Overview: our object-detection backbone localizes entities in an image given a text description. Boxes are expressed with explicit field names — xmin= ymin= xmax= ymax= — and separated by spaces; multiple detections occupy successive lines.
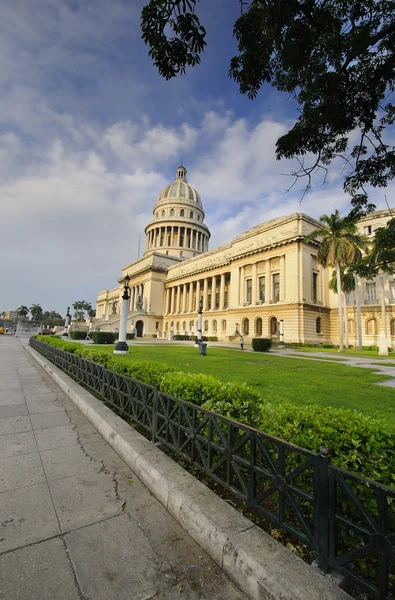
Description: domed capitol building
xmin=95 ymin=165 xmax=395 ymax=347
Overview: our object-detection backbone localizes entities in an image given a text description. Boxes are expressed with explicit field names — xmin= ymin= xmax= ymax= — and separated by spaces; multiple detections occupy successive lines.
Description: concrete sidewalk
xmin=0 ymin=336 xmax=246 ymax=600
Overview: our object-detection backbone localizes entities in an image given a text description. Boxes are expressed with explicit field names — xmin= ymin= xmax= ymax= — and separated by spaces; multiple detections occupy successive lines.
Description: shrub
xmin=207 ymin=336 xmax=218 ymax=342
xmin=126 ymin=333 xmax=136 ymax=340
xmin=107 ymin=358 xmax=175 ymax=387
xmin=78 ymin=348 xmax=111 ymax=366
xmin=173 ymin=334 xmax=192 ymax=340
xmin=91 ymin=332 xmax=117 ymax=344
xmin=152 ymin=334 xmax=157 ymax=338
xmin=70 ymin=331 xmax=88 ymax=340
xmin=259 ymin=403 xmax=395 ymax=486
xmin=160 ymin=372 xmax=261 ymax=424
xmin=252 ymin=338 xmax=272 ymax=352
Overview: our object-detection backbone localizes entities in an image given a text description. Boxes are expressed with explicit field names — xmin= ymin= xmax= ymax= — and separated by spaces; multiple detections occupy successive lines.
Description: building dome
xmin=156 ymin=165 xmax=202 ymax=206
xmin=144 ymin=165 xmax=210 ymax=260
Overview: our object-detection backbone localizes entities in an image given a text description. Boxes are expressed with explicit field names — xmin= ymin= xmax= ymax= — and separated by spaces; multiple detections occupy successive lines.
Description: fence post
xmin=316 ymin=444 xmax=330 ymax=571
xmin=151 ymin=386 xmax=159 ymax=443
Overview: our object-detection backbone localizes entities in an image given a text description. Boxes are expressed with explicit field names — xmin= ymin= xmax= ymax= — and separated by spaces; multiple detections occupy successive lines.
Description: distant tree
xmin=42 ymin=311 xmax=63 ymax=328
xmin=30 ymin=304 xmax=43 ymax=322
xmin=17 ymin=305 xmax=30 ymax=318
xmin=72 ymin=300 xmax=95 ymax=322
xmin=306 ymin=211 xmax=368 ymax=351
xmin=141 ymin=0 xmax=395 ymax=216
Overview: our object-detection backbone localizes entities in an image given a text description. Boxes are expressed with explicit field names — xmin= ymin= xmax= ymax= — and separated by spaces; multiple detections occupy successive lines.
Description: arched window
xmin=190 ymin=211 xmax=194 ymax=218
xmin=366 ymin=318 xmax=377 ymax=335
xmin=189 ymin=320 xmax=194 ymax=330
xmin=390 ymin=319 xmax=395 ymax=336
xmin=171 ymin=321 xmax=174 ymax=329
xmin=156 ymin=212 xmax=158 ymax=218
xmin=348 ymin=319 xmax=356 ymax=335
xmin=212 ymin=320 xmax=217 ymax=332
xmin=316 ymin=317 xmax=322 ymax=334
xmin=161 ymin=210 xmax=165 ymax=217
xmin=270 ymin=317 xmax=278 ymax=335
xmin=255 ymin=318 xmax=262 ymax=336
xmin=221 ymin=319 xmax=227 ymax=332
xmin=165 ymin=323 xmax=168 ymax=332
xmin=180 ymin=209 xmax=184 ymax=217
xmin=176 ymin=321 xmax=180 ymax=331
xmin=182 ymin=321 xmax=186 ymax=330
xmin=243 ymin=318 xmax=249 ymax=335
xmin=180 ymin=251 xmax=183 ymax=257
xmin=166 ymin=250 xmax=169 ymax=255
xmin=204 ymin=320 xmax=208 ymax=332
xmin=170 ymin=208 xmax=175 ymax=216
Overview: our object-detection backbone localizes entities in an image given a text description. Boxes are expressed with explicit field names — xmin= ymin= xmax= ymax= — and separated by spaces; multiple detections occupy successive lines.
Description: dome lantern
xmin=176 ymin=165 xmax=187 ymax=181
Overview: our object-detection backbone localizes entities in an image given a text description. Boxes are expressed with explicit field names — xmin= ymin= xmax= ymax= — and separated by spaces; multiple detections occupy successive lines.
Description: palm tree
xmin=329 ymin=268 xmax=356 ymax=349
xmin=30 ymin=304 xmax=43 ymax=321
xmin=306 ymin=211 xmax=368 ymax=351
xmin=17 ymin=305 xmax=30 ymax=318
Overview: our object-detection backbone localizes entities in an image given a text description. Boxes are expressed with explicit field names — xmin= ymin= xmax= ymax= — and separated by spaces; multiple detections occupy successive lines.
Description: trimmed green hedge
xmin=91 ymin=332 xmax=117 ymax=344
xmin=33 ymin=335 xmax=395 ymax=486
xmin=252 ymin=338 xmax=272 ymax=352
xmin=70 ymin=331 xmax=88 ymax=340
xmin=126 ymin=333 xmax=136 ymax=340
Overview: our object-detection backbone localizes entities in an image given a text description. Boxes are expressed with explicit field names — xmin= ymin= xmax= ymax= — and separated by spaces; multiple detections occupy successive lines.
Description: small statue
xmin=136 ymin=294 xmax=143 ymax=310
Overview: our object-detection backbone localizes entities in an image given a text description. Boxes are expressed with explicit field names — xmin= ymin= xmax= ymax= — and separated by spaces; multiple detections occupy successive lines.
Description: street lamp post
xmin=197 ymin=300 xmax=203 ymax=343
xmin=114 ymin=275 xmax=130 ymax=354
xmin=63 ymin=307 xmax=71 ymax=337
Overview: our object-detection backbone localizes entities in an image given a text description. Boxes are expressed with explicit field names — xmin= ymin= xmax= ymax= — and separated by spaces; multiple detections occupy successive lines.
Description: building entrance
xmin=136 ymin=320 xmax=144 ymax=337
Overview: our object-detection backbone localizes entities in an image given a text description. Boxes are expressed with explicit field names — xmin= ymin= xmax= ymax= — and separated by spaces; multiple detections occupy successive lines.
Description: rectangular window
xmin=346 ymin=291 xmax=355 ymax=305
xmin=364 ymin=225 xmax=372 ymax=234
xmin=155 ymin=322 xmax=159 ymax=330
xmin=366 ymin=282 xmax=376 ymax=303
xmin=273 ymin=273 xmax=280 ymax=302
xmin=246 ymin=279 xmax=252 ymax=305
xmin=215 ymin=292 xmax=219 ymax=308
xmin=312 ymin=273 xmax=318 ymax=302
xmin=259 ymin=276 xmax=265 ymax=302
xmin=224 ymin=290 xmax=228 ymax=308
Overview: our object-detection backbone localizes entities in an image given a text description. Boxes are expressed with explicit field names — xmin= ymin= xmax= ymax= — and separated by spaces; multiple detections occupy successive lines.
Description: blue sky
xmin=1 ymin=0 xmax=393 ymax=316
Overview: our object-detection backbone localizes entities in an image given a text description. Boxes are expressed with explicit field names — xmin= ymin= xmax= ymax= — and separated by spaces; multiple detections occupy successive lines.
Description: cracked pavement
xmin=0 ymin=337 xmax=247 ymax=600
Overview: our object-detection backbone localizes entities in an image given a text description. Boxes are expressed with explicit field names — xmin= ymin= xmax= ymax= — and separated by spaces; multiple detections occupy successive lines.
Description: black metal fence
xmin=30 ymin=338 xmax=395 ymax=600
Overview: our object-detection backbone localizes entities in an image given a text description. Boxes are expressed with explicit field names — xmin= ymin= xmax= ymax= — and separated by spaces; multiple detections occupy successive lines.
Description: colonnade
xmin=129 ymin=284 xmax=144 ymax=312
xmin=165 ymin=273 xmax=230 ymax=315
xmin=146 ymin=225 xmax=208 ymax=253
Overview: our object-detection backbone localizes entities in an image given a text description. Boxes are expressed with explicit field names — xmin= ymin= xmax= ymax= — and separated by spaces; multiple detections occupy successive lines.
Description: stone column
xmin=265 ymin=261 xmax=271 ymax=303
xmin=176 ymin=285 xmax=181 ymax=313
xmin=165 ymin=289 xmax=170 ymax=315
xmin=252 ymin=263 xmax=257 ymax=305
xmin=203 ymin=278 xmax=208 ymax=311
xmin=280 ymin=255 xmax=285 ymax=301
xmin=170 ymin=287 xmax=175 ymax=314
xmin=220 ymin=273 xmax=225 ymax=309
xmin=182 ymin=284 xmax=187 ymax=313
xmin=189 ymin=282 xmax=194 ymax=313
xmin=196 ymin=280 xmax=201 ymax=312
xmin=171 ymin=226 xmax=174 ymax=247
xmin=211 ymin=276 xmax=216 ymax=310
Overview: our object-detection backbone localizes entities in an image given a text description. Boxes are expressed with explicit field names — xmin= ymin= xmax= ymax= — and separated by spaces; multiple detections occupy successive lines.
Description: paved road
xmin=0 ymin=337 xmax=246 ymax=600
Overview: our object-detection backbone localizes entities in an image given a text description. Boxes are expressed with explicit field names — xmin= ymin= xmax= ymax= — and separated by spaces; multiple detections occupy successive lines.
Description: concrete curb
xmin=25 ymin=344 xmax=352 ymax=600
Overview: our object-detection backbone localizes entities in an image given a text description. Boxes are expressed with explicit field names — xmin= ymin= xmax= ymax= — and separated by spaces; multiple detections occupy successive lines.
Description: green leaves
xmin=141 ymin=0 xmax=206 ymax=80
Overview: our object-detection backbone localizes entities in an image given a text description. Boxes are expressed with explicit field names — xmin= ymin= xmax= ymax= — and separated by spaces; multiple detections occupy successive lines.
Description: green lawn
xmin=91 ymin=344 xmax=395 ymax=430
xmin=283 ymin=346 xmax=395 ymax=360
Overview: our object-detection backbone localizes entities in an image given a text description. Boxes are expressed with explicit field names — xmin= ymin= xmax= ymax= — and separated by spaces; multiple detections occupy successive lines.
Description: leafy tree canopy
xmin=141 ymin=0 xmax=395 ymax=214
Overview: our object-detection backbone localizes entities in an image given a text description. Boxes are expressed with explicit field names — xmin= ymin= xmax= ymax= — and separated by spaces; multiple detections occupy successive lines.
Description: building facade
xmin=95 ymin=166 xmax=395 ymax=347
